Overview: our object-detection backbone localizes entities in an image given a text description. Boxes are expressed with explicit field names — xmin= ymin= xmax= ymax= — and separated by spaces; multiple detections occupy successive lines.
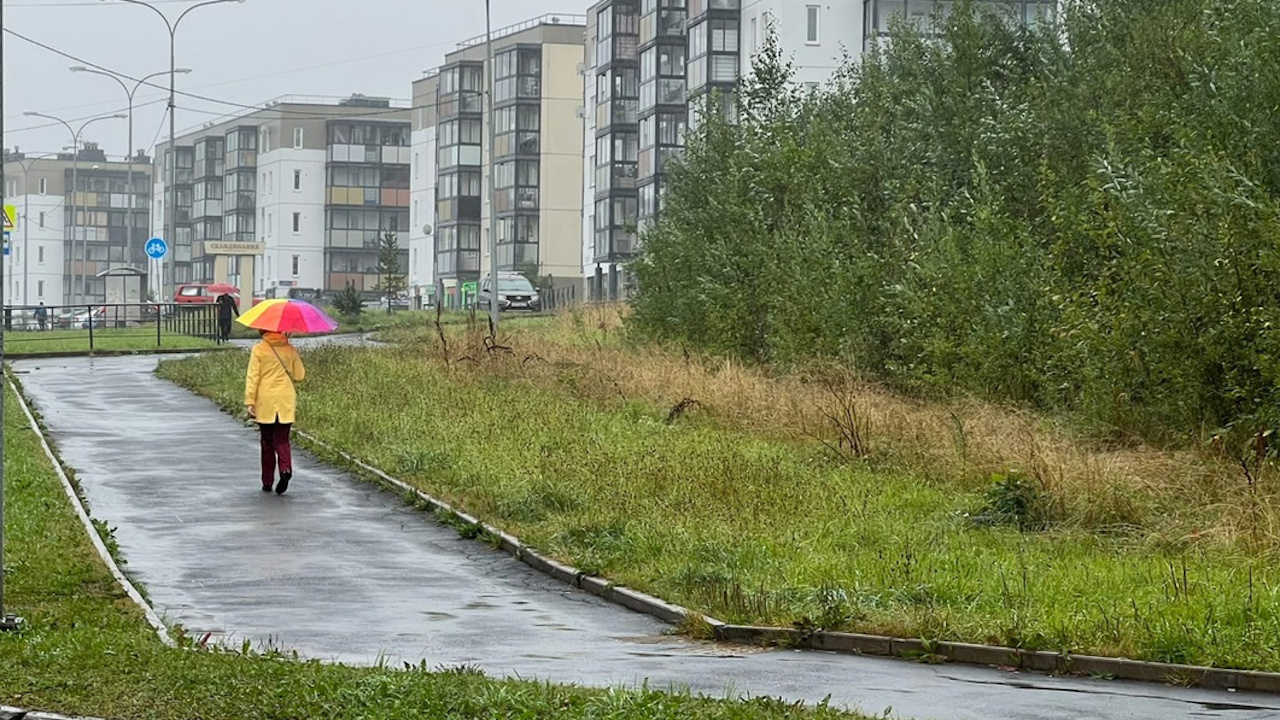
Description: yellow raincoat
xmin=244 ymin=332 xmax=306 ymax=424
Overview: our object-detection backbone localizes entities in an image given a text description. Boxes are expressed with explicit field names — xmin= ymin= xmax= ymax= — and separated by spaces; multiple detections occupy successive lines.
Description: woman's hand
xmin=247 ymin=405 xmax=256 ymax=418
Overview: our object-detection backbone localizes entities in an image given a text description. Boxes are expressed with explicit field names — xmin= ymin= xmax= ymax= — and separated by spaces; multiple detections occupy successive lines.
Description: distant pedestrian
xmin=216 ymin=293 xmax=239 ymax=343
xmin=245 ymin=330 xmax=306 ymax=494
xmin=34 ymin=302 xmax=47 ymax=331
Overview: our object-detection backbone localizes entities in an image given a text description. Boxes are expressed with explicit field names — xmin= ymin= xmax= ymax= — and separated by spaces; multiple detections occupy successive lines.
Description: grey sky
xmin=4 ymin=0 xmax=584 ymax=158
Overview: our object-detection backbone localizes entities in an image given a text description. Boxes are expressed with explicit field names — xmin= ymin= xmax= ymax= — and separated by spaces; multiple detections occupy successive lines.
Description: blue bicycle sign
xmin=146 ymin=237 xmax=168 ymax=260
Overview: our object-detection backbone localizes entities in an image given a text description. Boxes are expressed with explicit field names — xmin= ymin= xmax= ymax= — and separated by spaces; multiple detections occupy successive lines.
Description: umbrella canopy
xmin=208 ymin=283 xmax=240 ymax=296
xmin=236 ymin=299 xmax=339 ymax=335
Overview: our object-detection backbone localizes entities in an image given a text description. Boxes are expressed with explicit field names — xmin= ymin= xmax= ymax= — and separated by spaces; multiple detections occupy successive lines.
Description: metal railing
xmin=456 ymin=14 xmax=587 ymax=49
xmin=3 ymin=302 xmax=230 ymax=354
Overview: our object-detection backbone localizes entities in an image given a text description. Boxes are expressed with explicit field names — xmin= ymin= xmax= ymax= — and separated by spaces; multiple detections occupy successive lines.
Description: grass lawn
xmin=5 ymin=328 xmax=220 ymax=356
xmin=159 ymin=328 xmax=1280 ymax=674
xmin=0 ymin=382 xmax=863 ymax=720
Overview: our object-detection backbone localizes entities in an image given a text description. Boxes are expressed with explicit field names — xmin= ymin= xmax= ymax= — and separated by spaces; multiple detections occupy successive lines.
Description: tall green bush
xmin=631 ymin=0 xmax=1280 ymax=442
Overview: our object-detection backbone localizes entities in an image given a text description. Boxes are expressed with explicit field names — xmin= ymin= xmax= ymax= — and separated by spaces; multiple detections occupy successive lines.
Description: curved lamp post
xmin=70 ymin=66 xmax=191 ymax=274
xmin=23 ymin=111 xmax=126 ymax=304
xmin=106 ymin=0 xmax=245 ymax=301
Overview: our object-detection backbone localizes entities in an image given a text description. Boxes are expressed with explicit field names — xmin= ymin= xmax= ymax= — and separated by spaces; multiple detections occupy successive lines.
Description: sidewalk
xmin=13 ymin=355 xmax=1280 ymax=720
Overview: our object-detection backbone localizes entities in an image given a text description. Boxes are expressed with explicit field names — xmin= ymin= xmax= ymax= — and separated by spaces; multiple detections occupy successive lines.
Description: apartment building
xmin=153 ymin=95 xmax=412 ymax=304
xmin=410 ymin=14 xmax=587 ymax=310
xmin=582 ymin=0 xmax=1058 ymax=301
xmin=4 ymin=145 xmax=152 ymax=306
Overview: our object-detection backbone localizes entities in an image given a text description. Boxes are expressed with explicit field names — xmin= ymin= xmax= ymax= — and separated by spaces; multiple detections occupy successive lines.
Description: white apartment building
xmin=408 ymin=76 xmax=439 ymax=307
xmin=7 ymin=146 xmax=152 ymax=308
xmin=154 ymin=95 xmax=412 ymax=306
xmin=582 ymin=0 xmax=1057 ymax=301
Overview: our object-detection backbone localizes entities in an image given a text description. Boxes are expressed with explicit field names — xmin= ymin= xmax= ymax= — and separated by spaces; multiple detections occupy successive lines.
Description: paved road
xmin=14 ymin=355 xmax=1280 ymax=720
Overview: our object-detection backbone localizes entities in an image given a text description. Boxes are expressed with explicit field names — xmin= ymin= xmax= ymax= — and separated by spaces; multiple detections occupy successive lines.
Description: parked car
xmin=175 ymin=283 xmax=239 ymax=306
xmin=364 ymin=293 xmax=411 ymax=311
xmin=54 ymin=306 xmax=106 ymax=329
xmin=477 ymin=273 xmax=542 ymax=313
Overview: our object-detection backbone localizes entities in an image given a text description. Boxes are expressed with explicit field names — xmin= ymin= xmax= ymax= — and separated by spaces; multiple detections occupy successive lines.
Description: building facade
xmin=4 ymin=146 xmax=152 ymax=307
xmin=582 ymin=0 xmax=1058 ymax=301
xmin=154 ymin=95 xmax=412 ymax=305
xmin=411 ymin=14 xmax=587 ymax=310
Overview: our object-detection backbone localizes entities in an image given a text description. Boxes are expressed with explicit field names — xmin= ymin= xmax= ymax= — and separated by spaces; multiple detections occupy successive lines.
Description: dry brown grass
xmin=401 ymin=304 xmax=1280 ymax=549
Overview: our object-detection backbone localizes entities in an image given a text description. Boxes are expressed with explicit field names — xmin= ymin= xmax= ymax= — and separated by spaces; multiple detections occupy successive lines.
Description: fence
xmin=4 ymin=303 xmax=228 ymax=354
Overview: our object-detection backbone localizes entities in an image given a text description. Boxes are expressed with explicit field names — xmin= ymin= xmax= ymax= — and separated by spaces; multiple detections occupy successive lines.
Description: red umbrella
xmin=208 ymin=283 xmax=240 ymax=296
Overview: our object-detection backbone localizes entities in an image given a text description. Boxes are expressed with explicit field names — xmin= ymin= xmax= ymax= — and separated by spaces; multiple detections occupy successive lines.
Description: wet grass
xmin=5 ymin=328 xmax=219 ymax=356
xmin=0 ymin=382 xmax=867 ymax=720
xmin=160 ymin=340 xmax=1280 ymax=673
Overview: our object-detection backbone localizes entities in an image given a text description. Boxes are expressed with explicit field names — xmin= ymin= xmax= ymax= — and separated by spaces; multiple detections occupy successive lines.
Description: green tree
xmin=375 ymin=231 xmax=408 ymax=315
xmin=631 ymin=0 xmax=1280 ymax=442
xmin=333 ymin=281 xmax=363 ymax=319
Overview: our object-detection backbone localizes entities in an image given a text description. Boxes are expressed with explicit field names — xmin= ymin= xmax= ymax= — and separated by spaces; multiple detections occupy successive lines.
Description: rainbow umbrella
xmin=236 ymin=299 xmax=339 ymax=335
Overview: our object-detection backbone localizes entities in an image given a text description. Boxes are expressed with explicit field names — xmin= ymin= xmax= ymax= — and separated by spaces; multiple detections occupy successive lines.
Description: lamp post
xmin=485 ymin=0 xmax=500 ymax=336
xmin=12 ymin=152 xmax=62 ymax=307
xmin=70 ymin=66 xmax=191 ymax=276
xmin=108 ymin=0 xmax=244 ymax=303
xmin=23 ymin=112 xmax=125 ymax=305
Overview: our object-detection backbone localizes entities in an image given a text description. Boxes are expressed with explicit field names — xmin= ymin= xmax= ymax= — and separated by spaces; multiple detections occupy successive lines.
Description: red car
xmin=175 ymin=283 xmax=240 ymax=305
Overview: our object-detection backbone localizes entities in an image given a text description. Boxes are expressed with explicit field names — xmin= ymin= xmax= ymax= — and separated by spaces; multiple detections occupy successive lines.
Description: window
xmin=292 ymin=254 xmax=300 ymax=276
xmin=268 ymin=213 xmax=273 ymax=236
xmin=751 ymin=16 xmax=758 ymax=54
xmin=37 ymin=280 xmax=44 ymax=297
xmin=5 ymin=180 xmax=15 ymax=197
xmin=293 ymin=127 xmax=304 ymax=149
xmin=38 ymin=212 xmax=45 ymax=229
xmin=414 ymin=153 xmax=420 ymax=179
xmin=38 ymin=246 xmax=44 ymax=264
xmin=38 ymin=178 xmax=47 ymax=195
xmin=268 ymin=172 xmax=274 ymax=194
xmin=292 ymin=212 xmax=301 ymax=233
xmin=293 ymin=169 xmax=302 ymax=191
xmin=807 ymin=5 xmax=820 ymax=44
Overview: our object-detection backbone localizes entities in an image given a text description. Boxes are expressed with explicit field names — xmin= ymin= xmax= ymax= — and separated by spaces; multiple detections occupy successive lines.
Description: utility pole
xmin=1 ymin=0 xmax=21 ymax=633
xmin=485 ymin=0 xmax=500 ymax=336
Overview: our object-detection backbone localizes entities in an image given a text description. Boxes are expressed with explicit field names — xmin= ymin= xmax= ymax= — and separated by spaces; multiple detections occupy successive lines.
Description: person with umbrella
xmin=238 ymin=299 xmax=337 ymax=494
xmin=215 ymin=293 xmax=239 ymax=343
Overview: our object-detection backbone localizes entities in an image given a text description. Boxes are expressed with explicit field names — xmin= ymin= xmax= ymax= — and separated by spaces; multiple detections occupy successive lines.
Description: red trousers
xmin=259 ymin=422 xmax=293 ymax=486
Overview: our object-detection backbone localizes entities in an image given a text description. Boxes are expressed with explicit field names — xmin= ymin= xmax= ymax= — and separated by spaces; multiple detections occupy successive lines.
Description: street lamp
xmin=107 ymin=0 xmax=245 ymax=302
xmin=23 ymin=111 xmax=126 ymax=304
xmin=70 ymin=66 xmax=192 ymax=275
xmin=485 ymin=0 xmax=499 ymax=336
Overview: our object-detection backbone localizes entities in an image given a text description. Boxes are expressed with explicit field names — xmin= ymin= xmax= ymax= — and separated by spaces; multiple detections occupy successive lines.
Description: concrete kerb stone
xmin=294 ymin=431 xmax=713 ymax=633
xmin=286 ymin=431 xmax=1280 ymax=695
xmin=9 ymin=346 xmax=237 ymax=361
xmin=6 ymin=376 xmax=175 ymax=646
xmin=2 ymin=706 xmax=111 ymax=720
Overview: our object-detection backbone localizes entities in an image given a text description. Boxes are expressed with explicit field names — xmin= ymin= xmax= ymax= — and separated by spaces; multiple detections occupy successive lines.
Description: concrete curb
xmin=298 ymin=431 xmax=1280 ymax=694
xmin=9 ymin=346 xmax=235 ymax=361
xmin=297 ymin=431 xmax=703 ymax=631
xmin=7 ymin=376 xmax=175 ymax=647
xmin=1 ymin=706 xmax=111 ymax=720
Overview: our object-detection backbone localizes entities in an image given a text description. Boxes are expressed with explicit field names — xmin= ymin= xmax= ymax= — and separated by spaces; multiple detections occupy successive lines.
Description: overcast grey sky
xmin=4 ymin=0 xmax=583 ymax=158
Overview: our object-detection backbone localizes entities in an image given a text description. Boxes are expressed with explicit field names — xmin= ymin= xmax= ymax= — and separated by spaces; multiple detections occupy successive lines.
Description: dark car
xmin=477 ymin=273 xmax=541 ymax=312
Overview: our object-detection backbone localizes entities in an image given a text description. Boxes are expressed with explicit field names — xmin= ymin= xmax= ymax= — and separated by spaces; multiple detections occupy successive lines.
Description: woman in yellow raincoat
xmin=245 ymin=331 xmax=306 ymax=494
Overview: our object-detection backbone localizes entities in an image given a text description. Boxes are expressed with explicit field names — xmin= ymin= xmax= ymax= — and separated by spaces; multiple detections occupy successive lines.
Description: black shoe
xmin=262 ymin=483 xmax=274 ymax=492
xmin=276 ymin=472 xmax=291 ymax=495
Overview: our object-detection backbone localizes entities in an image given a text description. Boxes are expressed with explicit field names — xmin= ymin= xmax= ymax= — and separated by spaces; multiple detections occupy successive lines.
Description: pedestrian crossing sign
xmin=3 ymin=205 xmax=15 ymax=231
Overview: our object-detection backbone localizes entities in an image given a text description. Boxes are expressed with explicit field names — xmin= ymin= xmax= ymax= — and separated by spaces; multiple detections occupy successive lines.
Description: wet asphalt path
xmin=14 ymin=355 xmax=1280 ymax=720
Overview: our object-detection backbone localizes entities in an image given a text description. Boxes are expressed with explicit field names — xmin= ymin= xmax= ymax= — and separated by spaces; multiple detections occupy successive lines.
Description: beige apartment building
xmin=410 ymin=14 xmax=586 ymax=309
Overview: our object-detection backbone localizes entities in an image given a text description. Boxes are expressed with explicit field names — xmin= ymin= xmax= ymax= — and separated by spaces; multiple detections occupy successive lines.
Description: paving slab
xmin=13 ymin=355 xmax=1280 ymax=720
